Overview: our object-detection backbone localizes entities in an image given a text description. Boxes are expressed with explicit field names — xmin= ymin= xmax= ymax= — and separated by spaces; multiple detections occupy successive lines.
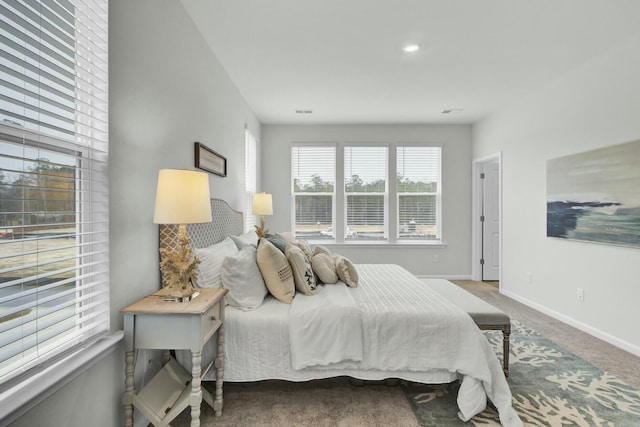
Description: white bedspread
xmin=219 ymin=264 xmax=521 ymax=426
xmin=289 ymin=283 xmax=363 ymax=369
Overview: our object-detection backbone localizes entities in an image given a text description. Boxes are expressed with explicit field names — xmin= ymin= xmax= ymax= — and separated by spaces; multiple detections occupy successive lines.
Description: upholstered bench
xmin=427 ymin=280 xmax=511 ymax=376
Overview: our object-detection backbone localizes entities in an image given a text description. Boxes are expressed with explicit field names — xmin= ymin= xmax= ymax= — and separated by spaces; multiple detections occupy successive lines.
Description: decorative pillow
xmin=295 ymin=239 xmax=314 ymax=261
xmin=256 ymin=238 xmax=295 ymax=303
xmin=231 ymin=230 xmax=258 ymax=250
xmin=193 ymin=237 xmax=238 ymax=288
xmin=265 ymin=234 xmax=287 ymax=253
xmin=276 ymin=231 xmax=297 ymax=244
xmin=221 ymin=246 xmax=267 ymax=310
xmin=311 ymin=253 xmax=338 ymax=284
xmin=313 ymin=244 xmax=332 ymax=258
xmin=334 ymin=254 xmax=359 ymax=287
xmin=285 ymin=243 xmax=317 ymax=295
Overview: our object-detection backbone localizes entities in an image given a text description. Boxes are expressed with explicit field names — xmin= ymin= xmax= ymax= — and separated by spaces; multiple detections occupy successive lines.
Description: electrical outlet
xmin=577 ymin=288 xmax=584 ymax=302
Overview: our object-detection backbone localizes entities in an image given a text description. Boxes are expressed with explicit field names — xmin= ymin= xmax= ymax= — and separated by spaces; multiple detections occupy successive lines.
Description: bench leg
xmin=502 ymin=326 xmax=510 ymax=377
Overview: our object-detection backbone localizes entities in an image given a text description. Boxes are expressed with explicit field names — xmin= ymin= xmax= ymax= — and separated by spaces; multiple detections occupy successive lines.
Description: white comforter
xmin=222 ymin=264 xmax=521 ymax=426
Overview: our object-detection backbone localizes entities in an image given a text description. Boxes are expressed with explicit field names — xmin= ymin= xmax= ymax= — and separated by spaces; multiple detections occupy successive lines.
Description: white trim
xmin=0 ymin=332 xmax=123 ymax=425
xmin=471 ymin=152 xmax=502 ymax=283
xmin=416 ymin=275 xmax=473 ymax=280
xmin=501 ymin=289 xmax=640 ymax=357
xmin=315 ymin=242 xmax=448 ymax=249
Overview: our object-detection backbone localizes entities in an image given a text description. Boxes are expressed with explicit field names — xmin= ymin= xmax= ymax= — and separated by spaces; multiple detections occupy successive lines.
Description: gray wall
xmin=262 ymin=124 xmax=473 ymax=277
xmin=11 ymin=1 xmax=260 ymax=425
xmin=473 ymin=34 xmax=640 ymax=353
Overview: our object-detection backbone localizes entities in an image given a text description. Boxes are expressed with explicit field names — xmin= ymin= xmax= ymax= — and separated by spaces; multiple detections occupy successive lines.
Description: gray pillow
xmin=265 ymin=234 xmax=287 ymax=253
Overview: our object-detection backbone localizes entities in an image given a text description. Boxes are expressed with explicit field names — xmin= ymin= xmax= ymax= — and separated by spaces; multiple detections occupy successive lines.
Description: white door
xmin=481 ymin=160 xmax=500 ymax=281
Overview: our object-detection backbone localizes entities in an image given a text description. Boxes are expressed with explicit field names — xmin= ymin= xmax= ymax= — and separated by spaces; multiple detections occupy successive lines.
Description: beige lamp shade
xmin=252 ymin=193 xmax=273 ymax=216
xmin=153 ymin=169 xmax=212 ymax=224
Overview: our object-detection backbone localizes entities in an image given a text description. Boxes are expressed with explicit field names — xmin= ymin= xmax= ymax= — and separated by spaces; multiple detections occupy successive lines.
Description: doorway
xmin=472 ymin=153 xmax=501 ymax=283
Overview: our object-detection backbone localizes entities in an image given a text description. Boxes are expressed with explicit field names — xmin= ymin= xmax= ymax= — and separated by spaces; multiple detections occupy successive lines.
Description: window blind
xmin=396 ymin=146 xmax=441 ymax=240
xmin=244 ymin=128 xmax=257 ymax=232
xmin=344 ymin=146 xmax=387 ymax=241
xmin=291 ymin=145 xmax=335 ymax=240
xmin=0 ymin=0 xmax=109 ymax=385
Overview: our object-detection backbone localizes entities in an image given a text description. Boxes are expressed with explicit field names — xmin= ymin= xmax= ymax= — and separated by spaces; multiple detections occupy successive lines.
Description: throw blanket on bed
xmin=289 ymin=264 xmax=521 ymax=427
xmin=289 ymin=282 xmax=363 ymax=369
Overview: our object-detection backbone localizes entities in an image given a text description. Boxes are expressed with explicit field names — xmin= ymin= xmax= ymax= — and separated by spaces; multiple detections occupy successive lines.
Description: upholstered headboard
xmin=159 ymin=198 xmax=244 ymax=254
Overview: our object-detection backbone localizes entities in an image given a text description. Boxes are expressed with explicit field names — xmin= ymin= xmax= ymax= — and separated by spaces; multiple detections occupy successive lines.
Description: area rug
xmin=402 ymin=321 xmax=640 ymax=426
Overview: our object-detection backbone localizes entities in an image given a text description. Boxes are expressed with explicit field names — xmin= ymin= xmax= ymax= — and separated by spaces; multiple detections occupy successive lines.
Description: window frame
xmin=291 ymin=142 xmax=444 ymax=246
xmin=290 ymin=143 xmax=336 ymax=241
xmin=0 ymin=1 xmax=118 ymax=421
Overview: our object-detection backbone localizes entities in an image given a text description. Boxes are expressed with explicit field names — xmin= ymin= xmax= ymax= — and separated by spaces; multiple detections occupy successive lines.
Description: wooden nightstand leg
xmin=190 ymin=350 xmax=203 ymax=427
xmin=123 ymin=350 xmax=135 ymax=427
xmin=214 ymin=324 xmax=225 ymax=417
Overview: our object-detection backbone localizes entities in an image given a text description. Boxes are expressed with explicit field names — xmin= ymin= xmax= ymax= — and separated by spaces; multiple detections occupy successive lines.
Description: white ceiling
xmin=181 ymin=0 xmax=640 ymax=125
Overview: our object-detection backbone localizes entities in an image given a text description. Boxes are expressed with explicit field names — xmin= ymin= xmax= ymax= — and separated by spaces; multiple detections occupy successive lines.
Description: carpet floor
xmin=171 ymin=281 xmax=640 ymax=426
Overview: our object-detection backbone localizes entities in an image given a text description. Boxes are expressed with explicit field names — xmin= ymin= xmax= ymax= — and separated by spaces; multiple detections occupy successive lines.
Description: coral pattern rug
xmin=402 ymin=322 xmax=640 ymax=426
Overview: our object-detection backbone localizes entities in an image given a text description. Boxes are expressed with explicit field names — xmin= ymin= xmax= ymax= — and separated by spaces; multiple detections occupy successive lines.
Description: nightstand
xmin=121 ymin=287 xmax=227 ymax=427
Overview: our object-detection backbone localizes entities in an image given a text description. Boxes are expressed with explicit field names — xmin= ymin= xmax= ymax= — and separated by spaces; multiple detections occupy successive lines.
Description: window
xmin=344 ymin=146 xmax=387 ymax=241
xmin=291 ymin=143 xmax=442 ymax=244
xmin=0 ymin=0 xmax=109 ymax=386
xmin=244 ymin=127 xmax=257 ymax=232
xmin=291 ymin=145 xmax=335 ymax=240
xmin=396 ymin=146 xmax=441 ymax=241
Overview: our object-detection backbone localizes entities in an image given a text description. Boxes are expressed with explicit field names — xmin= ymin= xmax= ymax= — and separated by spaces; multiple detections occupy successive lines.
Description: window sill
xmin=308 ymin=240 xmax=448 ymax=249
xmin=0 ymin=331 xmax=124 ymax=425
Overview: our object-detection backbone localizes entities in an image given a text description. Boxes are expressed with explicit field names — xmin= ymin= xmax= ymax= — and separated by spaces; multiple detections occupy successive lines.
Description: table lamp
xmin=252 ymin=192 xmax=273 ymax=238
xmin=153 ymin=169 xmax=212 ymax=300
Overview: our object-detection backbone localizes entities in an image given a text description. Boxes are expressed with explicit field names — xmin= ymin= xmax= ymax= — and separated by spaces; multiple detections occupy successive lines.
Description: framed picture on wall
xmin=195 ymin=142 xmax=227 ymax=177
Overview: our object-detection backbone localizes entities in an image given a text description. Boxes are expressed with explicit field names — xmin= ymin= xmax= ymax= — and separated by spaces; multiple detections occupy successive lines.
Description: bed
xmin=160 ymin=199 xmax=521 ymax=426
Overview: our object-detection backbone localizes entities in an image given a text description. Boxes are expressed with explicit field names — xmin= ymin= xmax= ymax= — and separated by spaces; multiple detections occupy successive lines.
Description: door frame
xmin=471 ymin=152 xmax=502 ymax=284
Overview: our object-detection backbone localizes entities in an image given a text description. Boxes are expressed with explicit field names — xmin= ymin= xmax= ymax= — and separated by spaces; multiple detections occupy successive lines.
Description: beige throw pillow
xmin=334 ymin=254 xmax=359 ymax=287
xmin=295 ymin=239 xmax=314 ymax=261
xmin=313 ymin=244 xmax=332 ymax=258
xmin=256 ymin=238 xmax=295 ymax=303
xmin=285 ymin=243 xmax=317 ymax=295
xmin=311 ymin=253 xmax=338 ymax=284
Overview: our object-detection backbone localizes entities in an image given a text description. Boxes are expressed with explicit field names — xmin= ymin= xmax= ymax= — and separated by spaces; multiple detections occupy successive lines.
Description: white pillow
xmin=334 ymin=254 xmax=359 ymax=287
xmin=311 ymin=253 xmax=338 ymax=284
xmin=221 ymin=246 xmax=267 ymax=310
xmin=256 ymin=238 xmax=295 ymax=303
xmin=231 ymin=230 xmax=258 ymax=250
xmin=193 ymin=237 xmax=238 ymax=288
xmin=285 ymin=243 xmax=317 ymax=295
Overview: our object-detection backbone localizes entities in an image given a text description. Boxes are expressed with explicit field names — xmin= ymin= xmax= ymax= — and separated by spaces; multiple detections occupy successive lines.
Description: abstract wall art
xmin=547 ymin=139 xmax=640 ymax=248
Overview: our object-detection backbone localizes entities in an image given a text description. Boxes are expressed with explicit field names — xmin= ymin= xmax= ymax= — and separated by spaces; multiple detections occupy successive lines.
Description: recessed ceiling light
xmin=402 ymin=44 xmax=420 ymax=53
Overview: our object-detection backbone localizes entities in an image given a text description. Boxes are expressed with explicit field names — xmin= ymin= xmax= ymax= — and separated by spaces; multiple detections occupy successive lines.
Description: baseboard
xmin=416 ymin=275 xmax=472 ymax=280
xmin=501 ymin=289 xmax=640 ymax=358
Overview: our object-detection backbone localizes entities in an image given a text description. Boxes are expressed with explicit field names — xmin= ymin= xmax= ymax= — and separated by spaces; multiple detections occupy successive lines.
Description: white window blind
xmin=291 ymin=145 xmax=335 ymax=240
xmin=396 ymin=146 xmax=441 ymax=241
xmin=244 ymin=128 xmax=257 ymax=232
xmin=344 ymin=146 xmax=387 ymax=241
xmin=0 ymin=0 xmax=109 ymax=386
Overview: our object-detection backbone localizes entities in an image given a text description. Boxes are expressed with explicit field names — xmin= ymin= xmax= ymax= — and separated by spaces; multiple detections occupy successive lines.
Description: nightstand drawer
xmin=201 ymin=300 xmax=223 ymax=343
